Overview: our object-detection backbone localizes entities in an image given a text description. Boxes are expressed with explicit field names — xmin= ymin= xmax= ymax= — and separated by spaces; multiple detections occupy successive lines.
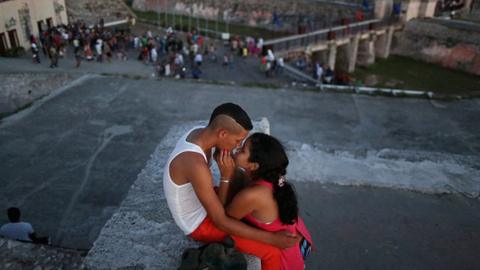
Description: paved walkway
xmin=0 ymin=57 xmax=479 ymax=269
xmin=0 ymin=40 xmax=294 ymax=86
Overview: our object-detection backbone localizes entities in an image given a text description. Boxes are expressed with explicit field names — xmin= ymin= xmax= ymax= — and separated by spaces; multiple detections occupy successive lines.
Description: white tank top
xmin=163 ymin=126 xmax=208 ymax=235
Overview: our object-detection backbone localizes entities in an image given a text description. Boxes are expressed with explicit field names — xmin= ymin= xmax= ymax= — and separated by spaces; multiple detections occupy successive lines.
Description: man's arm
xmin=186 ymin=154 xmax=299 ymax=249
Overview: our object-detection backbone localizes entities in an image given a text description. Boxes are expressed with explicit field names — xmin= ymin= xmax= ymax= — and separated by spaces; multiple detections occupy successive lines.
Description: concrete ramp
xmin=84 ymin=119 xmax=271 ymax=269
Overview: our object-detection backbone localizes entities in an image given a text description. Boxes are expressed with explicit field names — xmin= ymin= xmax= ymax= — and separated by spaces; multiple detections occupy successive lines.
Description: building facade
xmin=0 ymin=0 xmax=68 ymax=53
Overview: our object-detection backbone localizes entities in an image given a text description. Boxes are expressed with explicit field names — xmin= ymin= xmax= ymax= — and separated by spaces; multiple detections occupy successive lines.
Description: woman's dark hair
xmin=248 ymin=133 xmax=298 ymax=225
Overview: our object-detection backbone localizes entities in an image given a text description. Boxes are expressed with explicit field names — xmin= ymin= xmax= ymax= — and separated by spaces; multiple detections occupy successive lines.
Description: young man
xmin=164 ymin=103 xmax=300 ymax=270
xmin=0 ymin=207 xmax=34 ymax=242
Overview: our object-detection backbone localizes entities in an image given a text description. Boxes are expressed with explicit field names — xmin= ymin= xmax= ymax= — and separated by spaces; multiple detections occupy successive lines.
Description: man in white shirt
xmin=0 ymin=207 xmax=34 ymax=242
xmin=315 ymin=62 xmax=324 ymax=84
xmin=194 ymin=53 xmax=203 ymax=66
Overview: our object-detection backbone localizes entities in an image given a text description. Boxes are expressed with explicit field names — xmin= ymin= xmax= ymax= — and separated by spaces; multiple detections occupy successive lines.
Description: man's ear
xmin=218 ymin=128 xmax=228 ymax=139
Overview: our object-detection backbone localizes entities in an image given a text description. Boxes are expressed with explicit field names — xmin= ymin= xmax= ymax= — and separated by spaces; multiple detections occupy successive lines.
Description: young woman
xmin=219 ymin=132 xmax=313 ymax=270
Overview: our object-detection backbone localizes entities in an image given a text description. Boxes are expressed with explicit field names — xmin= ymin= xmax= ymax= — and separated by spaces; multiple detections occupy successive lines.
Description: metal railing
xmin=264 ymin=19 xmax=381 ymax=52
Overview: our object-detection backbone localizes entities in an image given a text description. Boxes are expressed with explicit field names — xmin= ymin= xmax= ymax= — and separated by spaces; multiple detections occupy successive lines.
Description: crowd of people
xmin=27 ymin=20 xmax=273 ymax=81
xmin=29 ymin=20 xmax=131 ymax=68
xmin=27 ymin=19 xmax=356 ymax=87
xmin=294 ymin=54 xmax=351 ymax=86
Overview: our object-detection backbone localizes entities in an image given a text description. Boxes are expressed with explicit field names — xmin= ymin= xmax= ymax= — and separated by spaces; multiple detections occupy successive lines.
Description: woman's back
xmin=242 ymin=180 xmax=311 ymax=270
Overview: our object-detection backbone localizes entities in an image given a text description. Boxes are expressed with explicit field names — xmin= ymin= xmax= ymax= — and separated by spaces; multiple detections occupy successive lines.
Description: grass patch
xmin=456 ymin=16 xmax=480 ymax=24
xmin=132 ymin=9 xmax=292 ymax=39
xmin=351 ymin=55 xmax=480 ymax=94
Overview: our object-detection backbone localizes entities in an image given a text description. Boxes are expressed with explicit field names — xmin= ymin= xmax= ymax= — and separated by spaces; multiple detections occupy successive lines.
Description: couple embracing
xmin=164 ymin=103 xmax=312 ymax=270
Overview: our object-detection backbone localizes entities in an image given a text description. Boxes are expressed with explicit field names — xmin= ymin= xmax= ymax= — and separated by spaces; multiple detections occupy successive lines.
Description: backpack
xmin=178 ymin=237 xmax=247 ymax=270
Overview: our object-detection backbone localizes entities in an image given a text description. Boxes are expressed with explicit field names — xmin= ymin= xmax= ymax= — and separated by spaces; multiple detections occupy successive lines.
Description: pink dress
xmin=244 ymin=180 xmax=313 ymax=270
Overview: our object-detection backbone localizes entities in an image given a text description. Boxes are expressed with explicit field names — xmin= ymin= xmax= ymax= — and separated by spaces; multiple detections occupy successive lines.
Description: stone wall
xmin=391 ymin=19 xmax=480 ymax=75
xmin=0 ymin=237 xmax=86 ymax=270
xmin=0 ymin=73 xmax=77 ymax=118
xmin=133 ymin=0 xmax=359 ymax=31
xmin=65 ymin=0 xmax=135 ymax=25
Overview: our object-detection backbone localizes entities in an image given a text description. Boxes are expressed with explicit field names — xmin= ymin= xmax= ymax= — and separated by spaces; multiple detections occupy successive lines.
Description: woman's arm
xmin=226 ymin=187 xmax=261 ymax=220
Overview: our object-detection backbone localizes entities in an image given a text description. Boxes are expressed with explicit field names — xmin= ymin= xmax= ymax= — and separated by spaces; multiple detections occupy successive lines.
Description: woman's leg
xmin=231 ymin=235 xmax=281 ymax=270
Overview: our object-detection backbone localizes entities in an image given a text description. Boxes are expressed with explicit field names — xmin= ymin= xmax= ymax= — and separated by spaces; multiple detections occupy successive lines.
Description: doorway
xmin=8 ymin=29 xmax=19 ymax=48
xmin=0 ymin=33 xmax=8 ymax=53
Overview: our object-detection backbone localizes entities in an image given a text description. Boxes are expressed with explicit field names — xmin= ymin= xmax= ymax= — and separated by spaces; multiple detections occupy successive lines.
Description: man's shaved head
xmin=208 ymin=103 xmax=253 ymax=131
xmin=208 ymin=103 xmax=252 ymax=151
xmin=209 ymin=115 xmax=245 ymax=134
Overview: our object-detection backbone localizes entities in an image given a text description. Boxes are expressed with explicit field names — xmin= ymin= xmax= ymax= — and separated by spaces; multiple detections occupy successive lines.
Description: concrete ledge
xmin=320 ymin=84 xmax=480 ymax=100
xmin=84 ymin=119 xmax=271 ymax=270
xmin=283 ymin=62 xmax=479 ymax=100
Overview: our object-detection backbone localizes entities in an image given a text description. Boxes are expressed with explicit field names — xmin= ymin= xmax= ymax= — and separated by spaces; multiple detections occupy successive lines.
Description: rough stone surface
xmin=0 ymin=237 xmax=86 ymax=270
xmin=391 ymin=19 xmax=480 ymax=75
xmin=1 ymin=73 xmax=479 ymax=269
xmin=65 ymin=0 xmax=135 ymax=25
xmin=83 ymin=119 xmax=270 ymax=270
xmin=132 ymin=0 xmax=359 ymax=31
xmin=0 ymin=73 xmax=77 ymax=117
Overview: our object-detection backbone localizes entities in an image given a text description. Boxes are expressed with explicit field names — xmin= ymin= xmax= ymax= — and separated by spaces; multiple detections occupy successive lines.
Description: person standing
xmin=49 ymin=46 xmax=58 ymax=68
xmin=315 ymin=62 xmax=323 ymax=83
xmin=73 ymin=36 xmax=82 ymax=68
xmin=31 ymin=42 xmax=40 ymax=64
xmin=95 ymin=38 xmax=103 ymax=62
xmin=194 ymin=52 xmax=203 ymax=66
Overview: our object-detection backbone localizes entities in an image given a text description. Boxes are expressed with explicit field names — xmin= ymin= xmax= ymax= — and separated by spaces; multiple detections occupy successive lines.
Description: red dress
xmin=244 ymin=180 xmax=313 ymax=270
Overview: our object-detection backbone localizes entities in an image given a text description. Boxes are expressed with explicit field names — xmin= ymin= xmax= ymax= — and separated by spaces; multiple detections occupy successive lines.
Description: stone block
xmin=84 ymin=119 xmax=270 ymax=270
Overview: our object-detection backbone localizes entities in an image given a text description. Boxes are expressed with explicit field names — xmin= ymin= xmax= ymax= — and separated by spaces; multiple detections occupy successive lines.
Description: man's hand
xmin=270 ymin=230 xmax=302 ymax=249
xmin=215 ymin=149 xmax=235 ymax=180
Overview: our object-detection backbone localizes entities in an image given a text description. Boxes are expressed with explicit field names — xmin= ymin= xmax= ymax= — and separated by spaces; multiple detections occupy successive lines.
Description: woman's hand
xmin=215 ymin=149 xmax=236 ymax=180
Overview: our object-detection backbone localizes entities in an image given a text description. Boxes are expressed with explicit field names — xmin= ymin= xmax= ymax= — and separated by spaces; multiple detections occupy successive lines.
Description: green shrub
xmin=0 ymin=46 xmax=26 ymax=57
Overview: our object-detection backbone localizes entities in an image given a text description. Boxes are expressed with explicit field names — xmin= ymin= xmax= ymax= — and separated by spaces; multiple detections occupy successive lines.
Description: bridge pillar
xmin=348 ymin=34 xmax=360 ymax=73
xmin=328 ymin=42 xmax=337 ymax=70
xmin=401 ymin=0 xmax=437 ymax=22
xmin=375 ymin=26 xmax=394 ymax=59
xmin=357 ymin=35 xmax=376 ymax=67
xmin=419 ymin=0 xmax=438 ymax=18
xmin=374 ymin=0 xmax=394 ymax=20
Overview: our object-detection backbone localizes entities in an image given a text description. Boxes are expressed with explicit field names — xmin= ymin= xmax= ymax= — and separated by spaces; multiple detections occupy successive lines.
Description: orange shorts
xmin=189 ymin=216 xmax=281 ymax=270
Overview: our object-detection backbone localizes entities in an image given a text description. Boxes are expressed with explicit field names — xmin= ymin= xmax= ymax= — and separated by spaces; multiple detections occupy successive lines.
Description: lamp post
xmin=157 ymin=0 xmax=160 ymax=28
xmin=205 ymin=14 xmax=208 ymax=38
xmin=164 ymin=0 xmax=168 ymax=27
xmin=188 ymin=6 xmax=192 ymax=32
